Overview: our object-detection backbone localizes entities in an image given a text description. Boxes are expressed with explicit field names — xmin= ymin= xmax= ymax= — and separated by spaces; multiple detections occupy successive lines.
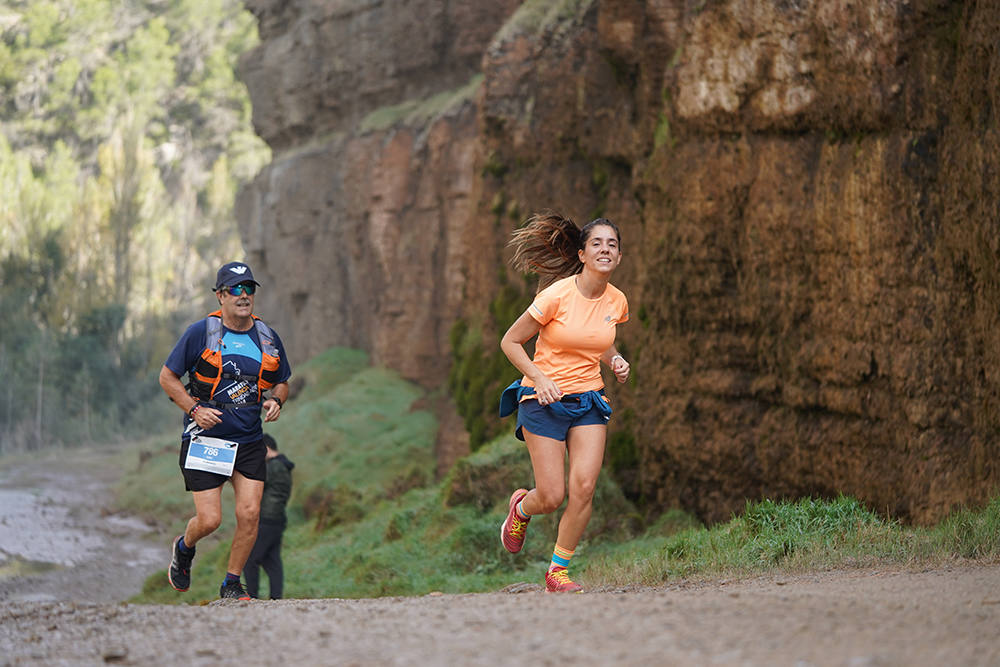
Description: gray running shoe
xmin=219 ymin=580 xmax=251 ymax=600
xmin=168 ymin=536 xmax=195 ymax=592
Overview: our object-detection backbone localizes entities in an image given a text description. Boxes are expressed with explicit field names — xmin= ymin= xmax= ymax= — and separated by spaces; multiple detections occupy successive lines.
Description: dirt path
xmin=2 ymin=450 xmax=1000 ymax=666
xmin=3 ymin=566 xmax=999 ymax=665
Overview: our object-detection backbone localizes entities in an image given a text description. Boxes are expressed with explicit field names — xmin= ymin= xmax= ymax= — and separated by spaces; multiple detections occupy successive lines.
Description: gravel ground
xmin=3 ymin=566 xmax=1000 ymax=666
xmin=2 ymin=449 xmax=1000 ymax=666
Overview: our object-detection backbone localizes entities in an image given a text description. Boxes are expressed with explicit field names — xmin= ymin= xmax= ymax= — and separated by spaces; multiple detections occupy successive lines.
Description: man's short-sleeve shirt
xmin=524 ymin=275 xmax=629 ymax=393
xmin=164 ymin=317 xmax=291 ymax=444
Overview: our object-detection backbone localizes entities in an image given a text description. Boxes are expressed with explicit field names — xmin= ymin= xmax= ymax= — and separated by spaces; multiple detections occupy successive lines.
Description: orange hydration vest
xmin=188 ymin=310 xmax=281 ymax=404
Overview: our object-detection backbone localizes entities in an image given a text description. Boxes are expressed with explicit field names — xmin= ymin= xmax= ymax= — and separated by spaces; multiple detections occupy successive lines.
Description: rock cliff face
xmin=237 ymin=0 xmax=520 ymax=384
xmin=237 ymin=0 xmax=1000 ymax=524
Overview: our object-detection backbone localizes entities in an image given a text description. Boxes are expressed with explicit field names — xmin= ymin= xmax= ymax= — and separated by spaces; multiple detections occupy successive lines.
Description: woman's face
xmin=578 ymin=224 xmax=621 ymax=275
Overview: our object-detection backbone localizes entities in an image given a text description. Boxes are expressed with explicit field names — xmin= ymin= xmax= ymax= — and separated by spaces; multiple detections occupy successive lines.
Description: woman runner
xmin=498 ymin=212 xmax=630 ymax=593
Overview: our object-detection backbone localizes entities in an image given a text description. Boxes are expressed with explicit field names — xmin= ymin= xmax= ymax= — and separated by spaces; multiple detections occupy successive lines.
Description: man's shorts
xmin=178 ymin=436 xmax=267 ymax=492
xmin=516 ymin=398 xmax=609 ymax=442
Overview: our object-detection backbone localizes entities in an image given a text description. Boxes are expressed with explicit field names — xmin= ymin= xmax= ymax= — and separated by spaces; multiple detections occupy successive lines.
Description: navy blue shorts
xmin=516 ymin=398 xmax=608 ymax=442
xmin=179 ymin=437 xmax=267 ymax=492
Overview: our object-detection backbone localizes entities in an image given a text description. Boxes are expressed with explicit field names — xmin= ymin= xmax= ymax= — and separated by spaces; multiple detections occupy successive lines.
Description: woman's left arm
xmin=603 ymin=348 xmax=630 ymax=384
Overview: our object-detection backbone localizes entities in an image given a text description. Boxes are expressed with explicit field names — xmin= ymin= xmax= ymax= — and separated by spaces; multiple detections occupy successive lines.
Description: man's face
xmin=217 ymin=282 xmax=255 ymax=319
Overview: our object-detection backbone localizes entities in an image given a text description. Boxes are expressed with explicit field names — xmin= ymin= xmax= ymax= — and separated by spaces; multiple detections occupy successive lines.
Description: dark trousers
xmin=244 ymin=521 xmax=285 ymax=599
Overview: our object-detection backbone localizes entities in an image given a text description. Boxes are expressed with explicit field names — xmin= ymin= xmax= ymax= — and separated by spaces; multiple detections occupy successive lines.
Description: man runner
xmin=158 ymin=261 xmax=291 ymax=600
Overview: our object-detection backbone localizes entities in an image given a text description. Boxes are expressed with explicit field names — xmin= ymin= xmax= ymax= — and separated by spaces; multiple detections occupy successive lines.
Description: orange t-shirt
xmin=522 ymin=275 xmax=629 ymax=393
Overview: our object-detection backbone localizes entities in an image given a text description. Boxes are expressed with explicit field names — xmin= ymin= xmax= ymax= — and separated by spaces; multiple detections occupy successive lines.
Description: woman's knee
xmin=569 ymin=476 xmax=599 ymax=504
xmin=533 ymin=486 xmax=565 ymax=513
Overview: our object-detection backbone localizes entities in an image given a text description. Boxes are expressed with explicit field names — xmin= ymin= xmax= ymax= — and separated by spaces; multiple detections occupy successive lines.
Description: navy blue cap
xmin=214 ymin=261 xmax=260 ymax=290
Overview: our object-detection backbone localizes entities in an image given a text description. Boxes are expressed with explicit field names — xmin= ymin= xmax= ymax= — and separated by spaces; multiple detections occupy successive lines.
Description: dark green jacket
xmin=260 ymin=453 xmax=294 ymax=526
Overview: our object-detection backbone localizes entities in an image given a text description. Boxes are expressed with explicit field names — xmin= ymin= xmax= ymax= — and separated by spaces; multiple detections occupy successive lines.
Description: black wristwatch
xmin=271 ymin=395 xmax=283 ymax=408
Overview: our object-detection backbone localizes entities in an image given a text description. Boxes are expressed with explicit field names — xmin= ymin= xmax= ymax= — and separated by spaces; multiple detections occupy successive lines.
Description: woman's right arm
xmin=500 ymin=310 xmax=562 ymax=404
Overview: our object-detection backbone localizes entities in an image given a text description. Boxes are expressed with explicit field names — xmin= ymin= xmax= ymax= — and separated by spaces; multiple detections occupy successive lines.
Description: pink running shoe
xmin=500 ymin=488 xmax=530 ymax=553
xmin=545 ymin=566 xmax=583 ymax=593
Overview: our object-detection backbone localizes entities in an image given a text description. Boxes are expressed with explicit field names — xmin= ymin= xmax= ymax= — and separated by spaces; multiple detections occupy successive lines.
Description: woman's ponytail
xmin=508 ymin=211 xmax=583 ymax=288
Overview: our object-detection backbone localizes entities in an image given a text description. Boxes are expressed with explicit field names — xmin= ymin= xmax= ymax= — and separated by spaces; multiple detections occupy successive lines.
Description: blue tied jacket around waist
xmin=499 ymin=379 xmax=612 ymax=441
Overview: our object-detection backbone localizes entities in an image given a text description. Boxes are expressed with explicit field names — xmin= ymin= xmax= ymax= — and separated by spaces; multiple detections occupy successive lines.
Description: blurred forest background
xmin=0 ymin=0 xmax=269 ymax=451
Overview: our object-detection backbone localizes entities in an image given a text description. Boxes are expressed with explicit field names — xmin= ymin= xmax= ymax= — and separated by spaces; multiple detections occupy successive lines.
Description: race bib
xmin=184 ymin=435 xmax=239 ymax=476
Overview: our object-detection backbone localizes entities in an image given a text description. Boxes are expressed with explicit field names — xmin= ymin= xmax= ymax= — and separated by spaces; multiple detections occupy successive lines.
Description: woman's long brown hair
xmin=508 ymin=212 xmax=621 ymax=289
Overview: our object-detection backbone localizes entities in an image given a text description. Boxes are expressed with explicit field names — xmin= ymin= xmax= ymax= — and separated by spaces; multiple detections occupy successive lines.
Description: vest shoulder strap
xmin=253 ymin=318 xmax=280 ymax=358
xmin=203 ymin=312 xmax=279 ymax=358
xmin=204 ymin=313 xmax=224 ymax=352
